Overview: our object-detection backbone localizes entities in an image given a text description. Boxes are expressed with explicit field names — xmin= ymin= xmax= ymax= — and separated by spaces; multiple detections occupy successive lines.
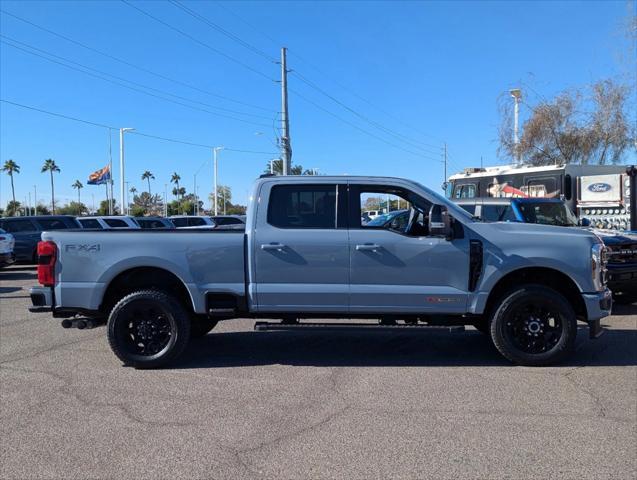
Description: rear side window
xmin=213 ymin=217 xmax=243 ymax=225
xmin=1 ymin=219 xmax=37 ymax=232
xmin=188 ymin=217 xmax=207 ymax=227
xmin=79 ymin=219 xmax=103 ymax=229
xmin=104 ymin=219 xmax=129 ymax=228
xmin=481 ymin=205 xmax=517 ymax=222
xmin=268 ymin=185 xmax=337 ymax=229
xmin=37 ymin=218 xmax=69 ymax=230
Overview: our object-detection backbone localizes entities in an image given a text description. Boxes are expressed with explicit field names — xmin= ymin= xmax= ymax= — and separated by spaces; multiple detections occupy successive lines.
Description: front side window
xmin=104 ymin=219 xmax=129 ymax=228
xmin=454 ymin=184 xmax=476 ymax=199
xmin=355 ymin=186 xmax=432 ymax=237
xmin=481 ymin=205 xmax=517 ymax=222
xmin=268 ymin=185 xmax=337 ymax=229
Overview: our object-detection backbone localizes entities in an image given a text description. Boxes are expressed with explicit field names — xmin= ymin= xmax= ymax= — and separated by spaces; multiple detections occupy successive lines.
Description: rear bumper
xmin=0 ymin=251 xmax=15 ymax=267
xmin=29 ymin=286 xmax=53 ymax=313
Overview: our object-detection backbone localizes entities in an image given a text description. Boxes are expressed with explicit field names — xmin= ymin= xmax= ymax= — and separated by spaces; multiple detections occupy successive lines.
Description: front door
xmin=252 ymin=182 xmax=349 ymax=313
xmin=349 ymin=183 xmax=470 ymax=315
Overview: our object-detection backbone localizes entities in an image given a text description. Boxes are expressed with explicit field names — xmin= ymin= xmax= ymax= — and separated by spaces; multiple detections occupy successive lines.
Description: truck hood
xmin=587 ymin=229 xmax=637 ymax=246
xmin=470 ymin=221 xmax=600 ymax=241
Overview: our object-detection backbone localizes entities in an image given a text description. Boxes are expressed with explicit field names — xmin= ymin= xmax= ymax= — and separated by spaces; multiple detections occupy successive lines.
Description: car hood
xmin=470 ymin=220 xmax=599 ymax=240
xmin=588 ymin=229 xmax=637 ymax=246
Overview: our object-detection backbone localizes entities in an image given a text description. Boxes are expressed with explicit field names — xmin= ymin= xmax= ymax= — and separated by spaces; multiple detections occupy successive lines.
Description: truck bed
xmin=42 ymin=229 xmax=246 ymax=314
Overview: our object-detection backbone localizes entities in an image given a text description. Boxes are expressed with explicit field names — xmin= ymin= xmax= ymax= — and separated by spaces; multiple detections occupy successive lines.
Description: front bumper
xmin=581 ymin=288 xmax=612 ymax=339
xmin=29 ymin=286 xmax=53 ymax=313
xmin=0 ymin=251 xmax=15 ymax=267
xmin=607 ymin=264 xmax=637 ymax=294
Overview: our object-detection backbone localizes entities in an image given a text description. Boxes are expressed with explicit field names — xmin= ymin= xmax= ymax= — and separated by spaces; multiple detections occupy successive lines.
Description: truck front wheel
xmin=490 ymin=285 xmax=577 ymax=366
xmin=107 ymin=290 xmax=191 ymax=369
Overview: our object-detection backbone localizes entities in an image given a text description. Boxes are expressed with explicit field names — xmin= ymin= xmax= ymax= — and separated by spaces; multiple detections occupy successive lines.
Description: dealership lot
xmin=1 ymin=265 xmax=635 ymax=479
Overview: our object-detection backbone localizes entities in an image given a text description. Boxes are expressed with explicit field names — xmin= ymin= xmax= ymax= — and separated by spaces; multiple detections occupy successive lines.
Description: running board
xmin=254 ymin=321 xmax=465 ymax=333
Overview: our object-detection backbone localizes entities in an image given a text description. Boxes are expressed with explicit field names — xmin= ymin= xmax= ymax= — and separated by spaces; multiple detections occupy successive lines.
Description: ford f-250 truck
xmin=29 ymin=175 xmax=612 ymax=368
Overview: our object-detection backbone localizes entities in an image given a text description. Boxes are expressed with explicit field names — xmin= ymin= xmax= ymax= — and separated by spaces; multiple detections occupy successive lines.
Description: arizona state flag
xmin=87 ymin=164 xmax=111 ymax=185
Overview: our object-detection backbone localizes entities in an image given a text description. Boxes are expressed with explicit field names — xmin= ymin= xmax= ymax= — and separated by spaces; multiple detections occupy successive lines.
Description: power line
xmin=291 ymin=70 xmax=442 ymax=155
xmin=0 ymin=34 xmax=270 ymax=120
xmin=0 ymin=8 xmax=274 ymax=113
xmin=168 ymin=0 xmax=277 ymax=63
xmin=207 ymin=2 xmax=443 ymax=144
xmin=0 ymin=99 xmax=276 ymax=155
xmin=120 ymin=0 xmax=277 ymax=83
xmin=288 ymin=89 xmax=441 ymax=162
xmin=1 ymin=37 xmax=271 ymax=128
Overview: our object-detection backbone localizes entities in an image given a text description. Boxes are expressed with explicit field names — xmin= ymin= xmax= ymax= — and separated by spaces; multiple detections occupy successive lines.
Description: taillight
xmin=37 ymin=241 xmax=57 ymax=286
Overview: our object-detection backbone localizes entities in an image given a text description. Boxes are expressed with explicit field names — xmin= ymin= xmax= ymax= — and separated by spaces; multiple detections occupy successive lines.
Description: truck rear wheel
xmin=107 ymin=290 xmax=191 ymax=369
xmin=489 ymin=285 xmax=577 ymax=366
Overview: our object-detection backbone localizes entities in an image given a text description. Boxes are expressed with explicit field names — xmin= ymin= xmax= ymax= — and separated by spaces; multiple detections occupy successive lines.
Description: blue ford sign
xmin=588 ymin=182 xmax=612 ymax=193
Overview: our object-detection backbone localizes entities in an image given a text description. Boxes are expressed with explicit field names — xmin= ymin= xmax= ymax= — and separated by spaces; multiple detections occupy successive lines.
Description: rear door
xmin=252 ymin=182 xmax=349 ymax=313
xmin=348 ymin=183 xmax=470 ymax=314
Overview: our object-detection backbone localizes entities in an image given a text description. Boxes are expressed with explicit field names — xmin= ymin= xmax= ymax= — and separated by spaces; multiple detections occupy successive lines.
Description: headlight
xmin=591 ymin=243 xmax=607 ymax=291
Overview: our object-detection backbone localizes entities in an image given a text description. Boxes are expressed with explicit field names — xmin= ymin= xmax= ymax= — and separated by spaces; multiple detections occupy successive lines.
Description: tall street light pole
xmin=33 ymin=185 xmax=37 ymax=215
xmin=213 ymin=146 xmax=224 ymax=215
xmin=510 ymin=89 xmax=522 ymax=165
xmin=119 ymin=127 xmax=135 ymax=215
xmin=280 ymin=47 xmax=291 ymax=175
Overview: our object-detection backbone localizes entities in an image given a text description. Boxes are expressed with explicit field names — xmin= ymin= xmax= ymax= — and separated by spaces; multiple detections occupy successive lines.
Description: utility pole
xmin=213 ymin=147 xmax=223 ymax=215
xmin=510 ymin=89 xmax=522 ymax=165
xmin=119 ymin=127 xmax=134 ymax=215
xmin=443 ymin=142 xmax=448 ymax=183
xmin=164 ymin=183 xmax=168 ymax=217
xmin=33 ymin=185 xmax=37 ymax=215
xmin=28 ymin=192 xmax=31 ymax=215
xmin=280 ymin=47 xmax=291 ymax=175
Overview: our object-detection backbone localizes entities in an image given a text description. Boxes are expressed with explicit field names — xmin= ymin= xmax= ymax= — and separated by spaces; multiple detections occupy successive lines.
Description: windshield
xmin=516 ymin=201 xmax=578 ymax=227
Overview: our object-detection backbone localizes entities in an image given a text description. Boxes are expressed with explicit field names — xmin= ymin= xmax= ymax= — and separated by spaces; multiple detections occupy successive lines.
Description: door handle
xmin=261 ymin=243 xmax=286 ymax=251
xmin=356 ymin=243 xmax=381 ymax=251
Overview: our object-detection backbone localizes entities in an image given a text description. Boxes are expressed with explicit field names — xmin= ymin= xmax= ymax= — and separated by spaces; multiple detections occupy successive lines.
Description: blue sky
xmin=1 ymin=0 xmax=635 ymax=209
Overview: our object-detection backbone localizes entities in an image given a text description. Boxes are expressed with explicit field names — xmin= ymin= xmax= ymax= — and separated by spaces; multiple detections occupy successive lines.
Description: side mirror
xmin=429 ymin=205 xmax=453 ymax=240
xmin=441 ymin=181 xmax=449 ymax=192
xmin=579 ymin=217 xmax=591 ymax=227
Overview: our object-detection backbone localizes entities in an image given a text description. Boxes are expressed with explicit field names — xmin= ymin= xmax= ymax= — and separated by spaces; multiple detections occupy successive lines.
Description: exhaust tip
xmin=61 ymin=319 xmax=72 ymax=328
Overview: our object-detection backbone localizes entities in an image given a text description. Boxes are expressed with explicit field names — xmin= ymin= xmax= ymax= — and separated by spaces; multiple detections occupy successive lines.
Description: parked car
xmin=170 ymin=215 xmax=216 ymax=229
xmin=134 ymin=217 xmax=175 ymax=229
xmin=0 ymin=228 xmax=16 ymax=268
xmin=455 ymin=197 xmax=637 ymax=301
xmin=76 ymin=216 xmax=140 ymax=229
xmin=30 ymin=175 xmax=611 ymax=368
xmin=0 ymin=216 xmax=80 ymax=263
xmin=210 ymin=215 xmax=246 ymax=230
xmin=365 ymin=209 xmax=409 ymax=229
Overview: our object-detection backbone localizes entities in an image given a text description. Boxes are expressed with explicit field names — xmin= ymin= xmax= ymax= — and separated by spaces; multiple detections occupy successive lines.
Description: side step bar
xmin=254 ymin=321 xmax=465 ymax=333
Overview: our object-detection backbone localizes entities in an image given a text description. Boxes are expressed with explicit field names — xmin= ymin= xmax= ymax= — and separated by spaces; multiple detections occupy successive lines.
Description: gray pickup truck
xmin=30 ymin=175 xmax=612 ymax=368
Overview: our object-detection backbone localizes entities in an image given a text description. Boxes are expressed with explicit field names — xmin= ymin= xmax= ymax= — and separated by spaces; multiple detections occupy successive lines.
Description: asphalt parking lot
xmin=1 ymin=265 xmax=635 ymax=479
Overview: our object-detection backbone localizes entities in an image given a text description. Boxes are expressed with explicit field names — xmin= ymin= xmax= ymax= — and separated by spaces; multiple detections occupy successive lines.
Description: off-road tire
xmin=489 ymin=284 xmax=577 ymax=366
xmin=107 ymin=290 xmax=191 ymax=369
xmin=190 ymin=316 xmax=218 ymax=338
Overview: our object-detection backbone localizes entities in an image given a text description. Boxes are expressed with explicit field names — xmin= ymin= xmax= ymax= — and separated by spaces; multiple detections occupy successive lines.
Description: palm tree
xmin=72 ymin=180 xmax=83 ymax=214
xmin=41 ymin=159 xmax=61 ymax=214
xmin=129 ymin=186 xmax=137 ymax=196
xmin=2 ymin=159 xmax=20 ymax=208
xmin=170 ymin=172 xmax=181 ymax=200
xmin=141 ymin=170 xmax=155 ymax=195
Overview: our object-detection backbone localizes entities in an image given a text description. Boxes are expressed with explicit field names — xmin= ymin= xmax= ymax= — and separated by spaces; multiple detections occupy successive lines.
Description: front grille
xmin=606 ymin=243 xmax=637 ymax=265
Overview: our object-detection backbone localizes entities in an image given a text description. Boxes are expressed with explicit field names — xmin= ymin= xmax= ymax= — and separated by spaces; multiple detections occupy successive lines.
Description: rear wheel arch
xmin=100 ymin=266 xmax=195 ymax=315
xmin=484 ymin=267 xmax=587 ymax=320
